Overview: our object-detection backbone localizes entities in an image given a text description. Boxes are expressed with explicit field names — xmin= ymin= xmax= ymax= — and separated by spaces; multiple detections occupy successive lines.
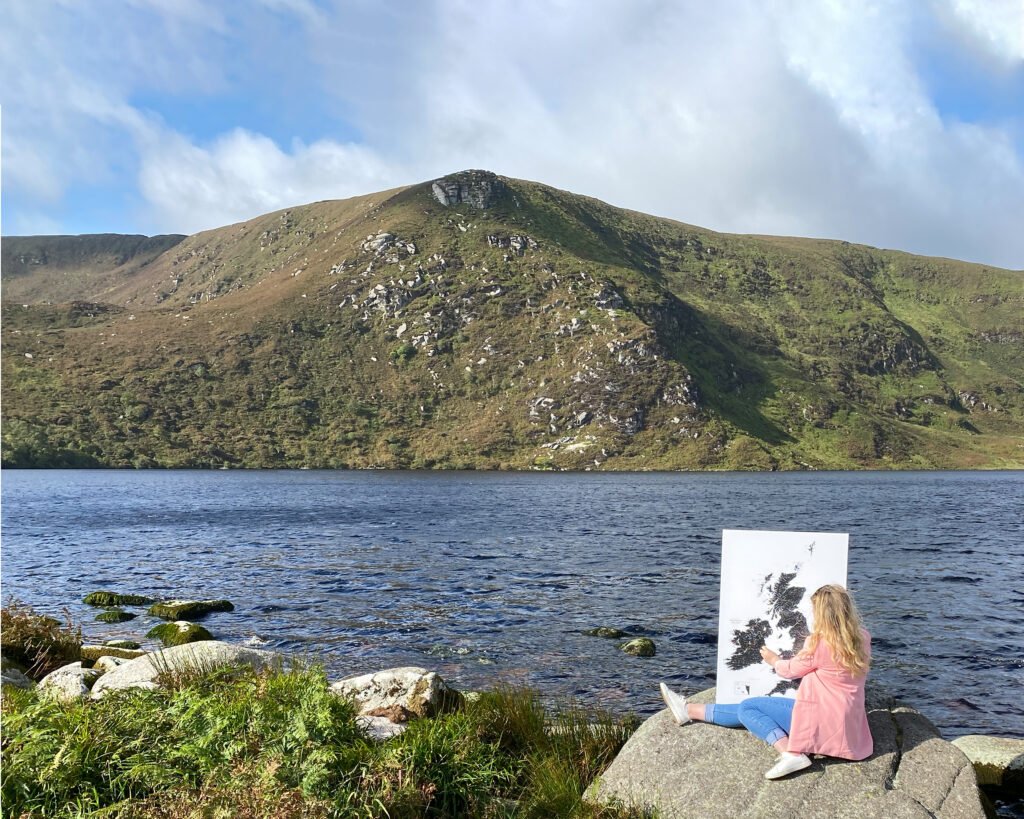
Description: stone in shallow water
xmin=95 ymin=609 xmax=137 ymax=623
xmin=147 ymin=621 xmax=213 ymax=647
xmin=83 ymin=591 xmax=156 ymax=607
xmin=104 ymin=639 xmax=141 ymax=650
xmin=147 ymin=600 xmax=234 ymax=620
xmin=585 ymin=686 xmax=986 ymax=818
xmin=951 ymin=735 xmax=1024 ymax=790
xmin=584 ymin=627 xmax=629 ymax=639
xmin=619 ymin=638 xmax=656 ymax=657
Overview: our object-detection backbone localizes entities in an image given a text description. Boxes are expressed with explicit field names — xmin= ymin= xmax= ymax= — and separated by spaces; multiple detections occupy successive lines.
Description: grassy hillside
xmin=2 ymin=170 xmax=1022 ymax=469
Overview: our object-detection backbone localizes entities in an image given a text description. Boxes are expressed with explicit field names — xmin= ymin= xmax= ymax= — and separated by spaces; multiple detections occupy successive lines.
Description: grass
xmin=0 ymin=597 xmax=82 ymax=680
xmin=1 ymin=665 xmax=645 ymax=818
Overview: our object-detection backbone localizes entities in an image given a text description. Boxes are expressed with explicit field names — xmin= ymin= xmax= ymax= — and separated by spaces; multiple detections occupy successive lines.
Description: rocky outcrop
xmin=39 ymin=662 xmax=101 ymax=702
xmin=90 ymin=640 xmax=279 ymax=698
xmin=431 ymin=171 xmax=505 ymax=209
xmin=951 ymin=735 xmax=1024 ymax=790
xmin=585 ymin=687 xmax=985 ymax=818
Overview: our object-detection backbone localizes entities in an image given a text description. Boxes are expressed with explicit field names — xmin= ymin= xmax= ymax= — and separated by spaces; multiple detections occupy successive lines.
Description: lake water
xmin=2 ymin=469 xmax=1022 ymax=741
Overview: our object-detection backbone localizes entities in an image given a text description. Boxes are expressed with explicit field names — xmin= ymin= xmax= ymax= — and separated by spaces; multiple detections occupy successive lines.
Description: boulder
xmin=330 ymin=666 xmax=458 ymax=719
xmin=81 ymin=645 xmax=148 ymax=664
xmin=104 ymin=639 xmax=141 ymax=650
xmin=95 ymin=609 xmax=137 ymax=623
xmin=90 ymin=640 xmax=279 ymax=698
xmin=951 ymin=735 xmax=1024 ymax=790
xmin=620 ymin=638 xmax=656 ymax=657
xmin=94 ymin=655 xmax=130 ymax=674
xmin=357 ymin=715 xmax=409 ymax=742
xmin=147 ymin=599 xmax=234 ymax=620
xmin=584 ymin=627 xmax=629 ymax=639
xmin=39 ymin=662 xmax=101 ymax=702
xmin=83 ymin=591 xmax=156 ymax=607
xmin=1 ymin=663 xmax=33 ymax=690
xmin=146 ymin=621 xmax=213 ymax=647
xmin=585 ymin=687 xmax=985 ymax=818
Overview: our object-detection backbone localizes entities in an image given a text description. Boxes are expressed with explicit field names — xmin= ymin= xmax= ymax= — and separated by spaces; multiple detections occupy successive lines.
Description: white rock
xmin=95 ymin=655 xmax=130 ymax=673
xmin=39 ymin=662 xmax=100 ymax=702
xmin=91 ymin=640 xmax=280 ymax=698
xmin=396 ymin=323 xmax=408 ymax=338
xmin=357 ymin=715 xmax=409 ymax=742
xmin=330 ymin=666 xmax=455 ymax=719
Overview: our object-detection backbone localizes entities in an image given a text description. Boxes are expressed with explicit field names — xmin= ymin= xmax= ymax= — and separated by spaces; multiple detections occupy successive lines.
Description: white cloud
xmin=137 ymin=129 xmax=406 ymax=233
xmin=945 ymin=0 xmax=1024 ymax=64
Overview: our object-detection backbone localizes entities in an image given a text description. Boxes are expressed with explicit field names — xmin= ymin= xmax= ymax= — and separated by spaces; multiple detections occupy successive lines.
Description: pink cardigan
xmin=773 ymin=629 xmax=873 ymax=760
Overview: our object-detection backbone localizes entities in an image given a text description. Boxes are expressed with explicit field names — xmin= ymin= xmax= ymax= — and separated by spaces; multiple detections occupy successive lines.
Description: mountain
xmin=2 ymin=170 xmax=1022 ymax=470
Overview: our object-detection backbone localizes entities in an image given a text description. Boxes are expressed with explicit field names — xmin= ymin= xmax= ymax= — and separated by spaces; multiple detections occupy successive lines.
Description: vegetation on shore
xmin=3 ymin=170 xmax=1021 ymax=470
xmin=1 ymin=601 xmax=643 ymax=818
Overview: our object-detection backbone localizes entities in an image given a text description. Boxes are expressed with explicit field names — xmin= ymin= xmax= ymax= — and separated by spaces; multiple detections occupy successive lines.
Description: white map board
xmin=715 ymin=529 xmax=848 ymax=704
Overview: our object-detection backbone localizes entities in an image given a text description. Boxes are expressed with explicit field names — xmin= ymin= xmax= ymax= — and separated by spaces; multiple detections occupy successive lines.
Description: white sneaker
xmin=764 ymin=752 xmax=812 ymax=779
xmin=659 ymin=682 xmax=690 ymax=725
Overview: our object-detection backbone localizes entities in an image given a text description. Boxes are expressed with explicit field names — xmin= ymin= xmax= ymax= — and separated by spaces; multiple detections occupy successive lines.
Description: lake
xmin=2 ymin=469 xmax=1021 ymax=740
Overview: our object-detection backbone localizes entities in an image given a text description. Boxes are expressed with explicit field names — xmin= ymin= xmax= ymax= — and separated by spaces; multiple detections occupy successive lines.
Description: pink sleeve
xmin=774 ymin=639 xmax=819 ymax=680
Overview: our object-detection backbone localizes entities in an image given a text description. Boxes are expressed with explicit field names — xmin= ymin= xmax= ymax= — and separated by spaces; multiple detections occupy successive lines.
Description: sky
xmin=2 ymin=0 xmax=1023 ymax=269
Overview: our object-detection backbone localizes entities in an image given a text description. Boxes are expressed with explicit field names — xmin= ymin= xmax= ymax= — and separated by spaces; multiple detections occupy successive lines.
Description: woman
xmin=659 ymin=584 xmax=873 ymax=780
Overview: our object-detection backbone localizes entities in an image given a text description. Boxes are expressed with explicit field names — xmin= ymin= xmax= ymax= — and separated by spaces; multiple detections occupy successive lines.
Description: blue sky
xmin=2 ymin=0 xmax=1023 ymax=268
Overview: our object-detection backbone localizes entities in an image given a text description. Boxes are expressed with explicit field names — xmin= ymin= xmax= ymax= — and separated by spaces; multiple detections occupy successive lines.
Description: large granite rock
xmin=585 ymin=687 xmax=985 ymax=819
xmin=431 ymin=171 xmax=505 ymax=209
xmin=330 ymin=666 xmax=458 ymax=720
xmin=39 ymin=662 xmax=101 ymax=702
xmin=952 ymin=735 xmax=1024 ymax=790
xmin=90 ymin=640 xmax=279 ymax=698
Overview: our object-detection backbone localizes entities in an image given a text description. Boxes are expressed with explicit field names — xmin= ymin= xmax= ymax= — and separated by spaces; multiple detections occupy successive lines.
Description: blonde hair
xmin=803 ymin=584 xmax=870 ymax=677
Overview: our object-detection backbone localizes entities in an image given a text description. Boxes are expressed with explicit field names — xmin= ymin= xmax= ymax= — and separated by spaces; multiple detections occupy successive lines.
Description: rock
xmin=330 ymin=666 xmax=459 ymax=719
xmin=83 ymin=591 xmax=156 ymax=607
xmin=952 ymin=735 xmax=1024 ymax=790
xmin=91 ymin=640 xmax=280 ymax=699
xmin=1 ymin=665 xmax=33 ymax=690
xmin=81 ymin=645 xmax=148 ymax=664
xmin=357 ymin=715 xmax=409 ymax=742
xmin=39 ymin=662 xmax=101 ymax=702
xmin=584 ymin=627 xmax=629 ymax=639
xmin=94 ymin=655 xmax=130 ymax=673
xmin=104 ymin=639 xmax=141 ymax=650
xmin=147 ymin=621 xmax=214 ymax=647
xmin=585 ymin=686 xmax=986 ymax=818
xmin=365 ymin=703 xmax=416 ymax=723
xmin=95 ymin=609 xmax=137 ymax=623
xmin=431 ymin=171 xmax=505 ymax=209
xmin=147 ymin=599 xmax=234 ymax=620
xmin=620 ymin=638 xmax=656 ymax=657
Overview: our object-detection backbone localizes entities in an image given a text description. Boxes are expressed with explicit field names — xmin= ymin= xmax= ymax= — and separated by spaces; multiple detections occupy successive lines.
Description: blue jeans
xmin=704 ymin=697 xmax=795 ymax=746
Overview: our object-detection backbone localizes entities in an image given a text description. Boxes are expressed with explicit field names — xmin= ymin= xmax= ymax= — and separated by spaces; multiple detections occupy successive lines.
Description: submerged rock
xmin=148 ymin=599 xmax=234 ymax=620
xmin=952 ymin=735 xmax=1024 ymax=790
xmin=39 ymin=662 xmax=101 ymax=702
xmin=584 ymin=627 xmax=629 ymax=639
xmin=620 ymin=638 xmax=656 ymax=657
xmin=585 ymin=686 xmax=986 ymax=818
xmin=95 ymin=609 xmax=137 ymax=623
xmin=147 ymin=621 xmax=213 ymax=647
xmin=104 ymin=639 xmax=141 ymax=650
xmin=83 ymin=591 xmax=156 ymax=607
xmin=90 ymin=640 xmax=280 ymax=698
xmin=330 ymin=666 xmax=459 ymax=719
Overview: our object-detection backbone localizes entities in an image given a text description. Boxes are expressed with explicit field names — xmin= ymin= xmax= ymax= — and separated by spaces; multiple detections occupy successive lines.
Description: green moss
xmin=584 ymin=627 xmax=628 ymax=639
xmin=147 ymin=599 xmax=235 ymax=620
xmin=146 ymin=621 xmax=213 ymax=647
xmin=83 ymin=591 xmax=156 ymax=607
xmin=103 ymin=639 xmax=141 ymax=650
xmin=619 ymin=638 xmax=656 ymax=658
xmin=80 ymin=645 xmax=147 ymax=663
xmin=94 ymin=609 xmax=137 ymax=624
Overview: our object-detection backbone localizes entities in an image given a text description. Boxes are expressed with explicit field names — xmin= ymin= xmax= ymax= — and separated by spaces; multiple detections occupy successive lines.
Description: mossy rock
xmin=94 ymin=609 xmax=137 ymax=624
xmin=146 ymin=621 xmax=213 ymax=647
xmin=103 ymin=639 xmax=141 ymax=650
xmin=584 ymin=627 xmax=629 ymax=639
xmin=147 ymin=600 xmax=234 ymax=620
xmin=80 ymin=645 xmax=147 ymax=664
xmin=620 ymin=638 xmax=656 ymax=657
xmin=83 ymin=591 xmax=156 ymax=607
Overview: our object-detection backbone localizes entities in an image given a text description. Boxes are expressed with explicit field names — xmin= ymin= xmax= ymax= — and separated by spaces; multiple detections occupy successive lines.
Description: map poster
xmin=715 ymin=529 xmax=848 ymax=704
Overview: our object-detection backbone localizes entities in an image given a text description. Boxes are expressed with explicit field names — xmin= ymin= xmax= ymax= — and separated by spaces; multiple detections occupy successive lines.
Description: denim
xmin=704 ymin=697 xmax=796 ymax=746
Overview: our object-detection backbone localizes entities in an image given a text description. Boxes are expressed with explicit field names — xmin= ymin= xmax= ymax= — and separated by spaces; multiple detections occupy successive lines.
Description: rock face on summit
xmin=586 ymin=687 xmax=985 ymax=819
xmin=431 ymin=171 xmax=505 ymax=209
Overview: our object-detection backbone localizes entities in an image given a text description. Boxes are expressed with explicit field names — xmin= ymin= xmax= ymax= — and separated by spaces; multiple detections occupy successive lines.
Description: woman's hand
xmin=759 ymin=645 xmax=780 ymax=667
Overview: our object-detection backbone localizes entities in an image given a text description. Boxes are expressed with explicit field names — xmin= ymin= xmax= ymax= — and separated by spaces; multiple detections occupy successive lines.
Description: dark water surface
xmin=2 ymin=469 xmax=1022 ymax=740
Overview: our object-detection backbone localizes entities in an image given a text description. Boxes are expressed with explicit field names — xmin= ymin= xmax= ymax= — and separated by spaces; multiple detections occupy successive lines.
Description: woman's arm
xmin=768 ymin=638 xmax=820 ymax=680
